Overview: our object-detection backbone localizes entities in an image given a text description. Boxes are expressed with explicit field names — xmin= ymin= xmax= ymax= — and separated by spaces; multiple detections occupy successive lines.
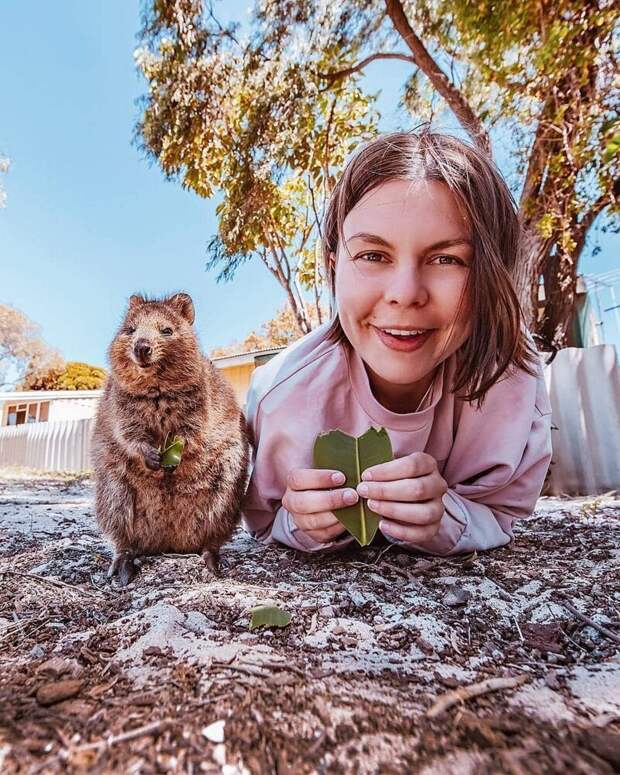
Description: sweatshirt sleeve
xmin=241 ymin=366 xmax=356 ymax=553
xmin=395 ymin=360 xmax=553 ymax=557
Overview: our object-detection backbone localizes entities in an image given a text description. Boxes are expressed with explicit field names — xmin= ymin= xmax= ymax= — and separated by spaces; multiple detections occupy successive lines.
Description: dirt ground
xmin=1 ymin=468 xmax=619 ymax=774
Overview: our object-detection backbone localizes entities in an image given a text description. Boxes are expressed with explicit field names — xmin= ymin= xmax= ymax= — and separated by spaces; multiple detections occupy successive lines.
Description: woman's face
xmin=334 ymin=178 xmax=473 ymax=411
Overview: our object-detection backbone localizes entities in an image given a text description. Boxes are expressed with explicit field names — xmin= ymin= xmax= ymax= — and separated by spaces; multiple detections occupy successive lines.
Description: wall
xmin=544 ymin=344 xmax=620 ymax=495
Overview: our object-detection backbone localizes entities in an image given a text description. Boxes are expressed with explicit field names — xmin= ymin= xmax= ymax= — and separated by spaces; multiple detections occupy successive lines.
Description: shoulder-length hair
xmin=322 ymin=129 xmax=538 ymax=405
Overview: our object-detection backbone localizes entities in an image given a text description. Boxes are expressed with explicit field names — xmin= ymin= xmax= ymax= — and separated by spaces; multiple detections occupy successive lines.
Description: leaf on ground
xmin=249 ymin=605 xmax=292 ymax=630
xmin=313 ymin=427 xmax=393 ymax=546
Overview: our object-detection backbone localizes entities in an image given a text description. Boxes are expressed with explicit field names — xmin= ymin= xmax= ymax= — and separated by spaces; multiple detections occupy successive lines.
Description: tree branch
xmin=572 ymin=189 xmax=617 ymax=260
xmin=384 ymin=0 xmax=490 ymax=154
xmin=318 ymin=51 xmax=416 ymax=82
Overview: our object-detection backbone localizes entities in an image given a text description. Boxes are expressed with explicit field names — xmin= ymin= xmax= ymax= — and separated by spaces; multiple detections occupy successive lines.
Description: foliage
xmin=313 ymin=427 xmax=393 ymax=546
xmin=0 ymin=304 xmax=63 ymax=389
xmin=249 ymin=605 xmax=292 ymax=630
xmin=22 ymin=361 xmax=107 ymax=391
xmin=137 ymin=0 xmax=619 ymax=348
xmin=210 ymin=304 xmax=322 ymax=357
xmin=135 ymin=1 xmax=378 ymax=333
xmin=160 ymin=434 xmax=186 ymax=469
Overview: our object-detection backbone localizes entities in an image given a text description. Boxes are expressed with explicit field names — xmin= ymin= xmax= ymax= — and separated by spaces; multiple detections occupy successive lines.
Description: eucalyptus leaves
xmin=313 ymin=427 xmax=393 ymax=546
xmin=159 ymin=433 xmax=185 ymax=470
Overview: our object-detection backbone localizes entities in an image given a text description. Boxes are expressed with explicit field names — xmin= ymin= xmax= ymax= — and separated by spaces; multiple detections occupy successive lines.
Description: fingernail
xmin=343 ymin=489 xmax=358 ymax=505
xmin=331 ymin=471 xmax=345 ymax=485
xmin=379 ymin=520 xmax=391 ymax=535
xmin=362 ymin=471 xmax=373 ymax=481
xmin=357 ymin=483 xmax=369 ymax=497
xmin=368 ymin=499 xmax=379 ymax=510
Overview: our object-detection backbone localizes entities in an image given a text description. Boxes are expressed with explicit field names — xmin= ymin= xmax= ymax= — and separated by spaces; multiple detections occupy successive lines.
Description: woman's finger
xmin=290 ymin=510 xmax=341 ymax=532
xmin=357 ymin=473 xmax=446 ymax=503
xmin=283 ymin=486 xmax=358 ymax=516
xmin=367 ymin=498 xmax=445 ymax=525
xmin=287 ymin=468 xmax=346 ymax=491
xmin=304 ymin=521 xmax=348 ymax=543
xmin=379 ymin=518 xmax=441 ymax=544
xmin=362 ymin=452 xmax=437 ymax=482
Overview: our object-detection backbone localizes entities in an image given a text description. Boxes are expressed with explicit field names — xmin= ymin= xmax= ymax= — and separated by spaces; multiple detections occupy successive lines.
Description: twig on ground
xmin=244 ymin=659 xmax=306 ymax=678
xmin=1 ymin=570 xmax=102 ymax=599
xmin=426 ymin=674 xmax=529 ymax=719
xmin=70 ymin=719 xmax=172 ymax=752
xmin=557 ymin=599 xmax=620 ymax=645
xmin=211 ymin=662 xmax=270 ymax=678
xmin=513 ymin=616 xmax=524 ymax=642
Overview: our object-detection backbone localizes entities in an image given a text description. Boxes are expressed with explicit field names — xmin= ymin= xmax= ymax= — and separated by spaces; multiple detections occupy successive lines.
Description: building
xmin=0 ymin=346 xmax=283 ymax=428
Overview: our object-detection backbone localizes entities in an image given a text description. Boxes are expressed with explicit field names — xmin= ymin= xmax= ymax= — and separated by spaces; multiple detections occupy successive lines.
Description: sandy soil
xmin=1 ymin=468 xmax=619 ymax=773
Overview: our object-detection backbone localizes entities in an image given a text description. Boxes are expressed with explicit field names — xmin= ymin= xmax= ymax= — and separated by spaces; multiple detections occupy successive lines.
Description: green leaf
xmin=249 ymin=605 xmax=292 ymax=630
xmin=313 ymin=427 xmax=393 ymax=546
xmin=160 ymin=434 xmax=186 ymax=469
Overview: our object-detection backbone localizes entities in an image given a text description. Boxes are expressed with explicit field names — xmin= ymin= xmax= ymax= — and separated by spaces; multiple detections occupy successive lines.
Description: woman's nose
xmin=383 ymin=266 xmax=429 ymax=307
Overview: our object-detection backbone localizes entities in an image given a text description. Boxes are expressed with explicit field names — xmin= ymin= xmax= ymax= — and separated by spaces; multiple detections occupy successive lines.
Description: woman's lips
xmin=372 ymin=326 xmax=434 ymax=352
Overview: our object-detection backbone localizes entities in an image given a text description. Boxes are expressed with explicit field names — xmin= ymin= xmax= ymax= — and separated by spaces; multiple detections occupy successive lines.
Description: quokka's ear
xmin=167 ymin=292 xmax=195 ymax=325
xmin=128 ymin=294 xmax=146 ymax=310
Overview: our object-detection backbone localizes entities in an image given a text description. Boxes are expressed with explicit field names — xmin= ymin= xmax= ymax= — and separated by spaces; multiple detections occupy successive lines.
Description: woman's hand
xmin=282 ymin=468 xmax=358 ymax=543
xmin=356 ymin=452 xmax=447 ymax=544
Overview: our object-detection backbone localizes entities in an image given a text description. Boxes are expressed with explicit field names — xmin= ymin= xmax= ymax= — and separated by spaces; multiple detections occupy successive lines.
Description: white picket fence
xmin=0 ymin=417 xmax=94 ymax=473
xmin=0 ymin=345 xmax=618 ymax=492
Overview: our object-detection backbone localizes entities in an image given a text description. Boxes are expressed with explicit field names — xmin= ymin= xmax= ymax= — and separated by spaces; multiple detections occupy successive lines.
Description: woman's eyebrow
xmin=346 ymin=232 xmax=393 ymax=248
xmin=427 ymin=237 xmax=473 ymax=250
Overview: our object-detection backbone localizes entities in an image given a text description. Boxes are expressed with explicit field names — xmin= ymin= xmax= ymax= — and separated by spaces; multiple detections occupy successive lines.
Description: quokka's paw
xmin=142 ymin=445 xmax=161 ymax=471
xmin=108 ymin=552 xmax=139 ymax=587
xmin=202 ymin=548 xmax=221 ymax=577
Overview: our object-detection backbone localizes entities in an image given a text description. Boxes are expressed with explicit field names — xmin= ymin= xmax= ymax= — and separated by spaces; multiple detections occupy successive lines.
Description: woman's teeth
xmin=381 ymin=328 xmax=427 ymax=337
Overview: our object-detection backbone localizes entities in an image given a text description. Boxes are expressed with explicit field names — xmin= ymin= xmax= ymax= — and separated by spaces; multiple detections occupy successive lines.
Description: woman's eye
xmin=161 ymin=327 xmax=173 ymax=336
xmin=356 ymin=252 xmax=386 ymax=263
xmin=432 ymin=255 xmax=464 ymax=266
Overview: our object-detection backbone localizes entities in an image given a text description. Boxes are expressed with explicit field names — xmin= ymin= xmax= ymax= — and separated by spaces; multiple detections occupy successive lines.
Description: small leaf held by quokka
xmin=313 ymin=427 xmax=393 ymax=546
xmin=249 ymin=605 xmax=292 ymax=630
xmin=160 ymin=434 xmax=185 ymax=469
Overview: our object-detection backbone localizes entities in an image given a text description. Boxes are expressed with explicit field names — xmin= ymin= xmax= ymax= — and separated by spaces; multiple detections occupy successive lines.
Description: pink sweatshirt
xmin=241 ymin=323 xmax=552 ymax=556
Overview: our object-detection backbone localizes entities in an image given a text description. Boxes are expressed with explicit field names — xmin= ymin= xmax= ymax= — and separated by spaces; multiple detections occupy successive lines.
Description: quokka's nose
xmin=134 ymin=340 xmax=153 ymax=361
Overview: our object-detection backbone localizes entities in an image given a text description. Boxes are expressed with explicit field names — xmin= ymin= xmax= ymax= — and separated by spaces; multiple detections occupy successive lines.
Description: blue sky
xmin=1 ymin=0 xmax=618 ymax=370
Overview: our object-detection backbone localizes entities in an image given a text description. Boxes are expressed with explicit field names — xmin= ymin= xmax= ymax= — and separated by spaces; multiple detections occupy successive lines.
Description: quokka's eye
xmin=125 ymin=326 xmax=136 ymax=335
xmin=161 ymin=327 xmax=173 ymax=336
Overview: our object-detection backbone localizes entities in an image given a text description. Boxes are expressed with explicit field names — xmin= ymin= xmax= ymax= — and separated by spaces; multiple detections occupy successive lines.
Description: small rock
xmin=545 ymin=670 xmax=560 ymax=690
xmin=202 ymin=720 xmax=225 ymax=743
xmin=29 ymin=644 xmax=45 ymax=659
xmin=442 ymin=585 xmax=471 ymax=607
xmin=348 ymin=589 xmax=371 ymax=607
xmin=143 ymin=646 xmax=164 ymax=657
xmin=36 ymin=679 xmax=83 ymax=707
xmin=37 ymin=657 xmax=82 ymax=679
xmin=416 ymin=637 xmax=436 ymax=655
xmin=212 ymin=743 xmax=227 ymax=766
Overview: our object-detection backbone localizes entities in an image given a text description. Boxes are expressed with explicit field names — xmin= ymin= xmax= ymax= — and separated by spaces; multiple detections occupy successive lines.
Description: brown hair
xmin=322 ymin=129 xmax=537 ymax=405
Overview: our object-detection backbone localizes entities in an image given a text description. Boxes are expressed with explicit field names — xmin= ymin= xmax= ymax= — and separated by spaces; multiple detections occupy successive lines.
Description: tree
xmin=135 ymin=1 xmax=378 ymax=335
xmin=210 ymin=304 xmax=321 ymax=357
xmin=0 ymin=304 xmax=64 ymax=390
xmin=21 ymin=361 xmax=107 ymax=391
xmin=137 ymin=0 xmax=618 ymax=349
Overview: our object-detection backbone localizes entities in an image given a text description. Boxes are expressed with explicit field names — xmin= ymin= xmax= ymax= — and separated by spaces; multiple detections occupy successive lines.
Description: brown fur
xmin=91 ymin=292 xmax=249 ymax=584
